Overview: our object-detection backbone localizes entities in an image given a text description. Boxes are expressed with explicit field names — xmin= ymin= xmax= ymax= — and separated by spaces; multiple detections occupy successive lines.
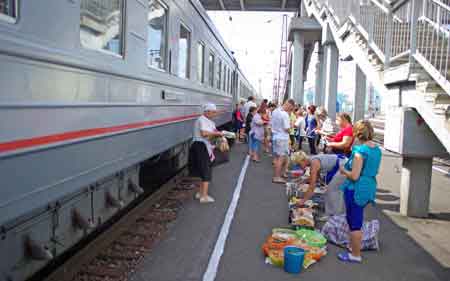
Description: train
xmin=0 ymin=0 xmax=259 ymax=280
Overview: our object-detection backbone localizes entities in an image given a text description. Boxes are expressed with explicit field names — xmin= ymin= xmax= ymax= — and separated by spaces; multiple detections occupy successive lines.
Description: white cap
xmin=203 ymin=103 xmax=217 ymax=112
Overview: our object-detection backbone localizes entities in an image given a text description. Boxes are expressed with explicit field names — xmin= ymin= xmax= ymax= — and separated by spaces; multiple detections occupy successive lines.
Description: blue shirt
xmin=305 ymin=114 xmax=317 ymax=139
xmin=340 ymin=144 xmax=382 ymax=206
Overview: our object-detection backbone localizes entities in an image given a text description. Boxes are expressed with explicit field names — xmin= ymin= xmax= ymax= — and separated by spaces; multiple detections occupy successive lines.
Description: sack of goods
xmin=262 ymin=228 xmax=327 ymax=270
xmin=289 ymin=207 xmax=315 ymax=228
xmin=215 ymin=137 xmax=230 ymax=152
xmin=321 ymin=215 xmax=380 ymax=251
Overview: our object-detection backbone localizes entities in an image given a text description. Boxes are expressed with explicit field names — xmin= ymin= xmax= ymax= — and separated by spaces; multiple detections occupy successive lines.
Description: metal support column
xmin=353 ymin=64 xmax=366 ymax=122
xmin=290 ymin=30 xmax=305 ymax=104
xmin=400 ymin=157 xmax=433 ymax=218
xmin=322 ymin=23 xmax=339 ymax=119
xmin=315 ymin=43 xmax=324 ymax=106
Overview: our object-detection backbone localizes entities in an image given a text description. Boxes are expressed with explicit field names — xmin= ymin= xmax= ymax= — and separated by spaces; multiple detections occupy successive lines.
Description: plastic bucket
xmin=283 ymin=246 xmax=305 ymax=274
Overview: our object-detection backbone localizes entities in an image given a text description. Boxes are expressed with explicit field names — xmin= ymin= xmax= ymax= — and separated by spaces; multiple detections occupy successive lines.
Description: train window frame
xmin=80 ymin=0 xmax=126 ymax=58
xmin=147 ymin=0 xmax=169 ymax=71
xmin=197 ymin=41 xmax=205 ymax=84
xmin=178 ymin=21 xmax=191 ymax=79
xmin=208 ymin=52 xmax=215 ymax=88
xmin=0 ymin=0 xmax=18 ymax=24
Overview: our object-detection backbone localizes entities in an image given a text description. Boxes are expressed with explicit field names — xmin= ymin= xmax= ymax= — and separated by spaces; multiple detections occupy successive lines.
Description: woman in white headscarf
xmin=188 ymin=103 xmax=223 ymax=203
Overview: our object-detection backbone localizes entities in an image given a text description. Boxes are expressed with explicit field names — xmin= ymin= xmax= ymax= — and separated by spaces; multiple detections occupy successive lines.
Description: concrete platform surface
xmin=130 ymin=143 xmax=450 ymax=281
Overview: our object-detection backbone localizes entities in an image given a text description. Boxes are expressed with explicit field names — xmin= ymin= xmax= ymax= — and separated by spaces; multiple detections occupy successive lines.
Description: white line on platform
xmin=202 ymin=155 xmax=250 ymax=281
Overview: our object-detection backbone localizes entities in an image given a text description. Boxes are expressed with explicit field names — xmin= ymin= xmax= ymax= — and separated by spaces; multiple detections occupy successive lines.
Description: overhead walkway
xmin=130 ymin=143 xmax=450 ymax=281
xmin=266 ymin=0 xmax=450 ymax=218
xmin=199 ymin=0 xmax=301 ymax=11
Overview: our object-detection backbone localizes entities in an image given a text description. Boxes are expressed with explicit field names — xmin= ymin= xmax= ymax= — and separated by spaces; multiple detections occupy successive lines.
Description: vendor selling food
xmin=291 ymin=151 xmax=347 ymax=221
xmin=188 ymin=103 xmax=223 ymax=204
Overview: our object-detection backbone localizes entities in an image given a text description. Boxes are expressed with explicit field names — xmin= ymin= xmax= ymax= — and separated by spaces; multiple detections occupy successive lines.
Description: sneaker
xmin=199 ymin=195 xmax=215 ymax=203
xmin=195 ymin=192 xmax=201 ymax=199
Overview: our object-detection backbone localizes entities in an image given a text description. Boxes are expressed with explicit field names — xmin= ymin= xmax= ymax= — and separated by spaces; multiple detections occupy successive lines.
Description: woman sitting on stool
xmin=321 ymin=113 xmax=354 ymax=157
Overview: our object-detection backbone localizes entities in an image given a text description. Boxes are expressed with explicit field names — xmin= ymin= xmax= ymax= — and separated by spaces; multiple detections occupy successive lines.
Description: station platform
xmin=130 ymin=143 xmax=450 ymax=281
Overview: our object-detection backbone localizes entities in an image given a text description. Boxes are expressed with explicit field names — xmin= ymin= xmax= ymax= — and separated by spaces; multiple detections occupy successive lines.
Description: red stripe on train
xmin=0 ymin=111 xmax=229 ymax=154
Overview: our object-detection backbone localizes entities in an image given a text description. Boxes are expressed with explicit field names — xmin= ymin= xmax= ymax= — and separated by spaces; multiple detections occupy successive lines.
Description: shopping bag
xmin=321 ymin=215 xmax=380 ymax=251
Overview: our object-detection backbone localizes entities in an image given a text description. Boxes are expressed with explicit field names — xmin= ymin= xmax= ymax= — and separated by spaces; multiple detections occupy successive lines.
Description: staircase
xmin=304 ymin=0 xmax=450 ymax=152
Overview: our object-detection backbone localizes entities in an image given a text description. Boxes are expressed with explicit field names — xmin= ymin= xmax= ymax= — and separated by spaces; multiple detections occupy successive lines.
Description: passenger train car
xmin=0 ymin=0 xmax=258 ymax=280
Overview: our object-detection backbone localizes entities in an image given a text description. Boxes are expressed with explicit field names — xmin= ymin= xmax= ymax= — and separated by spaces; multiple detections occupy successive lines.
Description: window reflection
xmin=197 ymin=43 xmax=205 ymax=83
xmin=217 ymin=60 xmax=222 ymax=90
xmin=0 ymin=0 xmax=17 ymax=19
xmin=178 ymin=24 xmax=191 ymax=79
xmin=148 ymin=0 xmax=167 ymax=70
xmin=209 ymin=53 xmax=215 ymax=87
xmin=223 ymin=65 xmax=226 ymax=91
xmin=80 ymin=0 xmax=123 ymax=55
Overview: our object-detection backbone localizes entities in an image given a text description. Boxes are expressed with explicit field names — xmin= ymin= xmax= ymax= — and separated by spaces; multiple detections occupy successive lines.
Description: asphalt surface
xmin=131 ymin=143 xmax=450 ymax=281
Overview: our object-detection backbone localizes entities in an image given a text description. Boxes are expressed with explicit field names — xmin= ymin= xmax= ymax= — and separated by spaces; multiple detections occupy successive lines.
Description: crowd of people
xmin=189 ymin=97 xmax=382 ymax=264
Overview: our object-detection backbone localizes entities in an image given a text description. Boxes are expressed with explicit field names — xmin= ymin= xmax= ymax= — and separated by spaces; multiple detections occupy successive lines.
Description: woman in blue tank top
xmin=304 ymin=105 xmax=318 ymax=154
xmin=338 ymin=120 xmax=382 ymax=263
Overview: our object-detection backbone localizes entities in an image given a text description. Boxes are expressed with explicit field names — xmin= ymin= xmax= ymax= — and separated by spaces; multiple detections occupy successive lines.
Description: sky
xmin=208 ymin=11 xmax=358 ymax=104
xmin=208 ymin=11 xmax=292 ymax=99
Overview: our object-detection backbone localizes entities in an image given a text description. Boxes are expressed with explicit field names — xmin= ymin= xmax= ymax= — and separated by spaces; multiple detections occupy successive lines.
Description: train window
xmin=178 ymin=24 xmax=191 ymax=79
xmin=217 ymin=60 xmax=222 ymax=90
xmin=225 ymin=68 xmax=228 ymax=93
xmin=227 ymin=68 xmax=231 ymax=93
xmin=209 ymin=53 xmax=215 ymax=87
xmin=147 ymin=0 xmax=168 ymax=70
xmin=80 ymin=0 xmax=124 ymax=56
xmin=229 ymin=69 xmax=232 ymax=93
xmin=197 ymin=42 xmax=205 ymax=83
xmin=222 ymin=65 xmax=226 ymax=91
xmin=0 ymin=0 xmax=17 ymax=23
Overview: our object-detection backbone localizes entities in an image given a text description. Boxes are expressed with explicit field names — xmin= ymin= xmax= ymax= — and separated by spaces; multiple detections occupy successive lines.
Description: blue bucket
xmin=283 ymin=246 xmax=305 ymax=274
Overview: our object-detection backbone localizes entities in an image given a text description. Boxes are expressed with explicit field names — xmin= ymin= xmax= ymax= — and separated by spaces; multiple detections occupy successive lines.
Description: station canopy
xmin=199 ymin=0 xmax=301 ymax=11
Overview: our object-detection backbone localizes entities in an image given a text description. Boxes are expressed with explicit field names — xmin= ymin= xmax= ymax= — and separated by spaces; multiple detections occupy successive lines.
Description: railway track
xmin=369 ymin=117 xmax=450 ymax=169
xmin=39 ymin=170 xmax=198 ymax=281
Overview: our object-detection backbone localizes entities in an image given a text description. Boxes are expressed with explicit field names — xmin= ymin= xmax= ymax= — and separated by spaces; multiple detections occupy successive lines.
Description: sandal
xmin=272 ymin=177 xmax=287 ymax=184
xmin=337 ymin=252 xmax=362 ymax=263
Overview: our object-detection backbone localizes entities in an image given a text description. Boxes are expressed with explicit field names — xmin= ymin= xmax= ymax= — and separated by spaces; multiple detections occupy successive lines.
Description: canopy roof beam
xmin=218 ymin=0 xmax=226 ymax=10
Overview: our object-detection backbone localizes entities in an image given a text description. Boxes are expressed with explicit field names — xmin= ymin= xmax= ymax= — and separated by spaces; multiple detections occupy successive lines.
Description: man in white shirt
xmin=243 ymin=96 xmax=257 ymax=120
xmin=271 ymin=99 xmax=296 ymax=183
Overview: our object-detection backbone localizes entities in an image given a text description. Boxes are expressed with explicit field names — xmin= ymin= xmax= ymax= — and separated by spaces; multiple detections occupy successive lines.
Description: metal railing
xmin=416 ymin=0 xmax=450 ymax=80
xmin=390 ymin=1 xmax=412 ymax=59
xmin=81 ymin=0 xmax=121 ymax=22
xmin=311 ymin=0 xmax=450 ymax=87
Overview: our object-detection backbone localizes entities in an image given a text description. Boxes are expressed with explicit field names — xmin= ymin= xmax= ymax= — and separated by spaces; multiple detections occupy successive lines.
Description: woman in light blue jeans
xmin=249 ymin=107 xmax=264 ymax=162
